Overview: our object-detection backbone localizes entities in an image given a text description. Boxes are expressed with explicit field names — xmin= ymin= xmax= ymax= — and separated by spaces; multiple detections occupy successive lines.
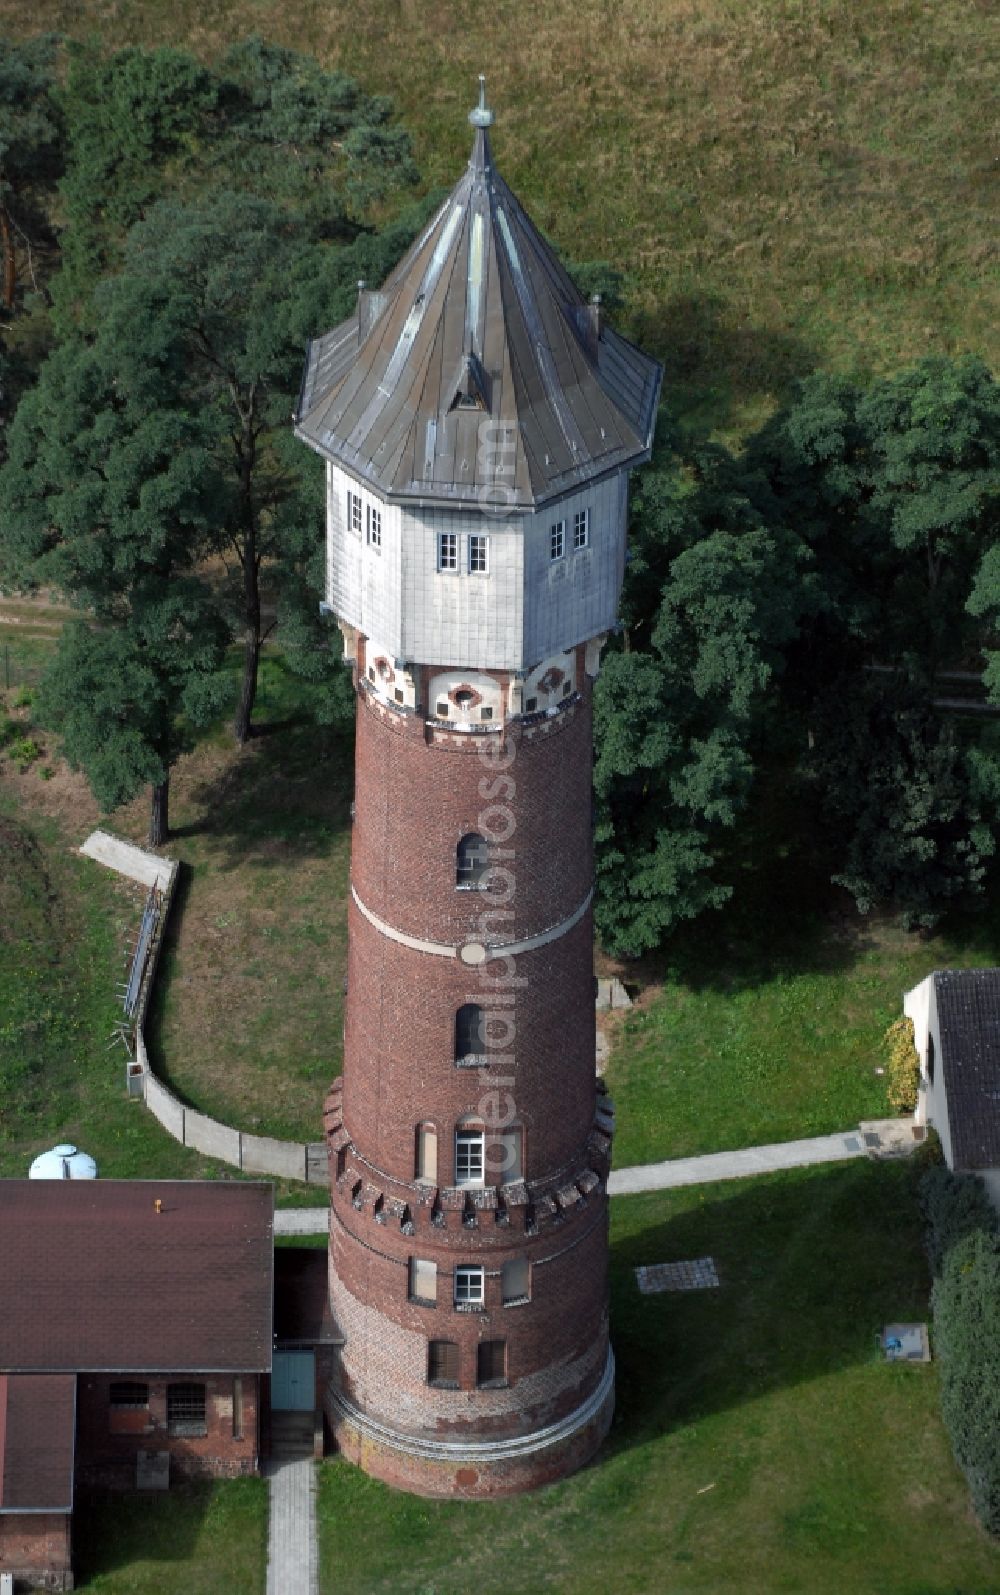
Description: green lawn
xmin=318 ymin=1158 xmax=1000 ymax=1595
xmin=2 ymin=0 xmax=996 ymax=438
xmin=73 ymin=1479 xmax=268 ymax=1594
xmin=0 ymin=790 xmax=216 ymax=1181
xmin=605 ymin=761 xmax=1000 ymax=1166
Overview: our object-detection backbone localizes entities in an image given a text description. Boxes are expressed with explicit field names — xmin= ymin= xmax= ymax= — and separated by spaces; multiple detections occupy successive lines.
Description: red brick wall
xmin=351 ymin=676 xmax=594 ymax=944
xmin=329 ymin=665 xmax=612 ymax=1492
xmin=0 ymin=1513 xmax=71 ymax=1590
xmin=342 ymin=910 xmax=597 ymax=1177
xmin=75 ymin=1374 xmax=260 ymax=1487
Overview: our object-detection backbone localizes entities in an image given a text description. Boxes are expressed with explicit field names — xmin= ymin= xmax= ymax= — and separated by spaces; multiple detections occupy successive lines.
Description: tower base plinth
xmin=325 ymin=1349 xmax=615 ymax=1498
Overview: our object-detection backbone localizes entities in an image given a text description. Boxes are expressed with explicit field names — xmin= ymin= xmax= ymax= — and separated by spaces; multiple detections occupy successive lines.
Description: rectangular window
xmin=501 ymin=1257 xmax=530 ymax=1306
xmin=366 ymin=504 xmax=382 ymax=549
xmin=347 ymin=490 xmax=363 ymax=536
xmin=416 ymin=1124 xmax=438 ymax=1183
xmin=497 ymin=1127 xmax=522 ymax=1184
xmin=409 ymin=1257 xmax=438 ymax=1304
xmin=438 ymin=532 xmax=458 ymax=571
xmin=469 ymin=534 xmax=489 ymax=573
xmin=232 ymin=1377 xmax=244 ymax=1441
xmin=454 ymin=1264 xmax=485 ymax=1308
xmin=167 ymin=1382 xmax=207 ymax=1437
xmin=550 ymin=521 xmax=565 ymax=560
xmin=455 ymin=1130 xmax=485 ymax=1187
xmin=477 ymin=1339 xmax=507 ymax=1387
xmin=573 ymin=507 xmax=590 ymax=549
xmin=109 ymin=1382 xmax=149 ymax=1409
xmin=427 ymin=1339 xmax=459 ymax=1387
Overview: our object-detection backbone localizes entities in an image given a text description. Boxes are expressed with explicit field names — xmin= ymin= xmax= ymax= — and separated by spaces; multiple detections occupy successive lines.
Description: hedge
xmin=922 ymin=1165 xmax=1000 ymax=1534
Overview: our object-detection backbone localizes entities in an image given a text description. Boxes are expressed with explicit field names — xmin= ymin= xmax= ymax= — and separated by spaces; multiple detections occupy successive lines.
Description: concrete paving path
xmin=606 ymin=1129 xmax=863 ymax=1196
xmin=266 ymin=1457 xmax=318 ymax=1595
xmin=80 ymin=828 xmax=173 ymax=890
xmin=272 ymin=1129 xmax=864 ymax=1233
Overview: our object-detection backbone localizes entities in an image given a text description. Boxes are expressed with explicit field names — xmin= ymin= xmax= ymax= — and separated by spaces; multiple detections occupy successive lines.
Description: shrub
xmin=934 ymin=1228 xmax=1000 ymax=1534
xmin=12 ymin=685 xmax=33 ymax=709
xmin=922 ymin=1166 xmax=1000 ymax=1534
xmin=921 ymin=1164 xmax=997 ymax=1277
xmin=8 ymin=736 xmax=42 ymax=769
xmin=884 ymin=1014 xmax=920 ymax=1113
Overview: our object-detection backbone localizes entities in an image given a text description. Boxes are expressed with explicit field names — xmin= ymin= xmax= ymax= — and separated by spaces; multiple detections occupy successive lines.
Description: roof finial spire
xmin=469 ymin=74 xmax=494 ymax=129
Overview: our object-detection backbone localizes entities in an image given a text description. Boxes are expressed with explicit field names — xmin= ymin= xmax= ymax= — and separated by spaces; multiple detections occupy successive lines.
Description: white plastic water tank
xmin=28 ymin=1143 xmax=98 ymax=1180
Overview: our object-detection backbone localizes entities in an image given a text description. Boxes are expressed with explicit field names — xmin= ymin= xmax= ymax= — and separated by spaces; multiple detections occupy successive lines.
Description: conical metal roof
xmin=295 ymin=81 xmax=662 ymax=511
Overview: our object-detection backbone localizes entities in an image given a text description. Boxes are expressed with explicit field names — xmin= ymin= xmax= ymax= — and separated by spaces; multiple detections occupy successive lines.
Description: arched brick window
xmin=456 ymin=832 xmax=489 ymax=888
xmin=455 ymin=1004 xmax=486 ymax=1067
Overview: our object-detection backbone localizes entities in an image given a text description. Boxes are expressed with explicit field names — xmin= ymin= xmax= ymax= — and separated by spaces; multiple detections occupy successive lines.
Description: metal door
xmin=271 ymin=1351 xmax=315 ymax=1411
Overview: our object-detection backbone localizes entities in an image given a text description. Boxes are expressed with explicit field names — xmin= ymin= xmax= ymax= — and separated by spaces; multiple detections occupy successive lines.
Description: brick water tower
xmin=294 ymin=81 xmax=661 ymax=1496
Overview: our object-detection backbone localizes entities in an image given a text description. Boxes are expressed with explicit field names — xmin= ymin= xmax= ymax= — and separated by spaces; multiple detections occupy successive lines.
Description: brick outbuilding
xmin=0 ymin=1180 xmax=273 ymax=1589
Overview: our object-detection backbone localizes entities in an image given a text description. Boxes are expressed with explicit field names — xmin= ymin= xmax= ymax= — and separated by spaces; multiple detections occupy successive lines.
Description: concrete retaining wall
xmin=82 ymin=829 xmax=328 ymax=1186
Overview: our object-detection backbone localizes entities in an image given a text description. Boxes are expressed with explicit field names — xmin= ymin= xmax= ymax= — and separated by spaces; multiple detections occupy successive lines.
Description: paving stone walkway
xmin=266 ymin=1457 xmax=318 ymax=1595
xmin=606 ymin=1129 xmax=864 ymax=1196
xmin=271 ymin=1129 xmax=865 ymax=1233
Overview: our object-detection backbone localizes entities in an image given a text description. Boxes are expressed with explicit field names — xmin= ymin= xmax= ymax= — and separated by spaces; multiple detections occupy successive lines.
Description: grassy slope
xmin=605 ymin=768 xmax=1000 ymax=1166
xmin=318 ymin=1159 xmax=1000 ymax=1595
xmin=1 ymin=0 xmax=996 ymax=435
xmin=0 ymin=793 xmax=217 ymax=1180
xmin=73 ymin=1479 xmax=267 ymax=1594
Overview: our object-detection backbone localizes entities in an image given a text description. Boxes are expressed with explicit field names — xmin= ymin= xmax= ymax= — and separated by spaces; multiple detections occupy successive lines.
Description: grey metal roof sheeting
xmin=935 ymin=968 xmax=1000 ymax=1169
xmin=295 ymin=94 xmax=662 ymax=511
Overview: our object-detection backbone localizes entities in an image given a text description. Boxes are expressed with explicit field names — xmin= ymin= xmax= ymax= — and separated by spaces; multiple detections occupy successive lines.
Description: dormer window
xmin=447 ymin=351 xmax=491 ymax=414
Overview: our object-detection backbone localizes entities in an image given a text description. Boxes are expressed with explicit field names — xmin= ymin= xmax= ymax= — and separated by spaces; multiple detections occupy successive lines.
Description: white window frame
xmin=454 ymin=1263 xmax=485 ymax=1308
xmin=550 ymin=520 xmax=566 ymax=561
xmin=347 ymin=490 xmax=363 ymax=537
xmin=455 ymin=1129 xmax=485 ymax=1187
xmin=438 ymin=531 xmax=458 ymax=572
xmin=468 ymin=534 xmax=489 ymax=574
xmin=573 ymin=507 xmax=590 ymax=549
xmin=366 ymin=503 xmax=382 ymax=550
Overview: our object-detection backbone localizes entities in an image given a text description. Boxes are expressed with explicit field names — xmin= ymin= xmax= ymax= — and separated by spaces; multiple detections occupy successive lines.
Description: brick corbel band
xmin=350 ymin=883 xmax=594 ymax=962
xmin=329 ymin=1346 xmax=614 ymax=1462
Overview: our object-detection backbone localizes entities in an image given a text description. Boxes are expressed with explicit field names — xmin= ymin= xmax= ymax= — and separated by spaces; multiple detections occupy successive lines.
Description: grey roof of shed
xmin=295 ymin=89 xmax=662 ymax=510
xmin=935 ymin=968 xmax=1000 ymax=1169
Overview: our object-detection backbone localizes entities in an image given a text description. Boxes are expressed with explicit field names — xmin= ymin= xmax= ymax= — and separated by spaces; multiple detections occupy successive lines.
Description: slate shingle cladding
xmin=935 ymin=968 xmax=1000 ymax=1168
xmin=295 ymin=120 xmax=662 ymax=510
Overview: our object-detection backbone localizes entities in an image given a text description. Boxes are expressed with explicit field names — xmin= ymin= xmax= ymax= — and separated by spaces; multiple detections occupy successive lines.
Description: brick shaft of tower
xmin=324 ymin=662 xmax=614 ymax=1494
xmin=295 ymin=79 xmax=662 ymax=1497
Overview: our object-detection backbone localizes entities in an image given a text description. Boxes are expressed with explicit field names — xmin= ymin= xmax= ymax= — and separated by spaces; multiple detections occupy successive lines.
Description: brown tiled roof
xmin=0 ymin=1374 xmax=76 ymax=1511
xmin=0 ymin=1182 xmax=273 ymax=1373
xmin=295 ymin=95 xmax=662 ymax=510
